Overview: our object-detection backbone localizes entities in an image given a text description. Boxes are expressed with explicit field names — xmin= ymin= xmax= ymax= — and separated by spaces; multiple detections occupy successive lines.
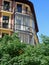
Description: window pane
xmin=2 ymin=23 xmax=8 ymax=28
xmin=26 ymin=7 xmax=28 ymax=14
xmin=3 ymin=1 xmax=10 ymax=11
xmin=3 ymin=16 xmax=9 ymax=20
xmin=2 ymin=16 xmax=9 ymax=28
xmin=32 ymin=20 xmax=35 ymax=30
xmin=17 ymin=4 xmax=22 ymax=13
xmin=16 ymin=19 xmax=21 ymax=30
xmin=3 ymin=16 xmax=9 ymax=23
xmin=23 ymin=16 xmax=30 ymax=30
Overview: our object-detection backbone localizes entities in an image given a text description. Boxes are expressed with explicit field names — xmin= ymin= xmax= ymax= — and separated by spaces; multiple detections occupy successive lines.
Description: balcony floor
xmin=0 ymin=10 xmax=13 ymax=16
xmin=0 ymin=28 xmax=13 ymax=34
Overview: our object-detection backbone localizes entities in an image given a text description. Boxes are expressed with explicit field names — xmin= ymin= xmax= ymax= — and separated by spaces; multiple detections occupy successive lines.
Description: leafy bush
xmin=0 ymin=33 xmax=49 ymax=65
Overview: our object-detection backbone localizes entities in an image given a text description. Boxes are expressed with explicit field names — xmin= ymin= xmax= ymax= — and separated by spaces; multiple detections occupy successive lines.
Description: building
xmin=0 ymin=0 xmax=39 ymax=45
xmin=0 ymin=0 xmax=14 ymax=37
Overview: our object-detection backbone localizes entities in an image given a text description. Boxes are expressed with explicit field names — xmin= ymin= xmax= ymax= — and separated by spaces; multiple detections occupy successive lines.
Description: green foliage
xmin=0 ymin=34 xmax=49 ymax=65
xmin=41 ymin=34 xmax=49 ymax=44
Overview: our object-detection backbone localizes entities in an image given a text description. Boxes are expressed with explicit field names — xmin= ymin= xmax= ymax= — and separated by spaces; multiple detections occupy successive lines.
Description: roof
xmin=13 ymin=0 xmax=39 ymax=32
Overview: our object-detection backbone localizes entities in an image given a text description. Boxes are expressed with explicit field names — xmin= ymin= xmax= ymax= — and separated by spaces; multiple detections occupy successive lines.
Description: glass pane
xmin=32 ymin=20 xmax=35 ymax=30
xmin=2 ymin=16 xmax=9 ymax=28
xmin=17 ymin=4 xmax=22 ymax=13
xmin=3 ymin=16 xmax=9 ymax=20
xmin=26 ymin=7 xmax=28 ymax=14
xmin=23 ymin=16 xmax=30 ymax=30
xmin=3 ymin=16 xmax=9 ymax=23
xmin=3 ymin=1 xmax=10 ymax=11
xmin=2 ymin=23 xmax=8 ymax=28
xmin=16 ymin=19 xmax=21 ymax=30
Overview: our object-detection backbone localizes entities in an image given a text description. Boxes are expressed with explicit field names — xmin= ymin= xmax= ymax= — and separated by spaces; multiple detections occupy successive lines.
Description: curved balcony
xmin=14 ymin=8 xmax=33 ymax=17
xmin=14 ymin=23 xmax=34 ymax=35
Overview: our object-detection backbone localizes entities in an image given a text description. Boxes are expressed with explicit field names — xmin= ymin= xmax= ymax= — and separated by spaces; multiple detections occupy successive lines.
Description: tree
xmin=41 ymin=34 xmax=49 ymax=44
xmin=0 ymin=34 xmax=49 ymax=65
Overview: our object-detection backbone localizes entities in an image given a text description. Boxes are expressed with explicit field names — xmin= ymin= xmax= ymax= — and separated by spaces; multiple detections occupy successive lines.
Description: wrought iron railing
xmin=14 ymin=23 xmax=34 ymax=34
xmin=14 ymin=8 xmax=33 ymax=16
xmin=0 ymin=22 xmax=34 ymax=34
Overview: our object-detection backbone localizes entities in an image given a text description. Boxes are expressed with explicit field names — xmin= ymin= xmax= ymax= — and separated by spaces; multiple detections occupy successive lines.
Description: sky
xmin=30 ymin=0 xmax=49 ymax=40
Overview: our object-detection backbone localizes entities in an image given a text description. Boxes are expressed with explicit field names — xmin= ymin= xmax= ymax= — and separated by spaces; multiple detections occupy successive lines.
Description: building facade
xmin=0 ymin=0 xmax=14 ymax=37
xmin=0 ymin=0 xmax=39 ymax=45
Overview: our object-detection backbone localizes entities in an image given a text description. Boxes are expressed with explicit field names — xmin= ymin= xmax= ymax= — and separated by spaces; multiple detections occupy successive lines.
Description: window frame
xmin=17 ymin=4 xmax=22 ymax=13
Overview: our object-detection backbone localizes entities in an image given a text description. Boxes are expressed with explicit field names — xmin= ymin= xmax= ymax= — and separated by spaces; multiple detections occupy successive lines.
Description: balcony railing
xmin=0 ymin=5 xmax=33 ymax=16
xmin=0 ymin=5 xmax=13 ymax=12
xmin=15 ymin=8 xmax=33 ymax=16
xmin=0 ymin=22 xmax=14 ymax=29
xmin=14 ymin=23 xmax=34 ymax=34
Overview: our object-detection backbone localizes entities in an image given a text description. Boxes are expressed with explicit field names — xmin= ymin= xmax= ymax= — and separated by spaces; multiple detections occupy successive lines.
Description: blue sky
xmin=30 ymin=0 xmax=49 ymax=40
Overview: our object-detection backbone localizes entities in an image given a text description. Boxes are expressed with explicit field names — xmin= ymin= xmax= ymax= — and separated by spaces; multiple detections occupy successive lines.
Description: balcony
xmin=0 ymin=5 xmax=13 ymax=15
xmin=0 ymin=23 xmax=13 ymax=29
xmin=14 ymin=23 xmax=34 ymax=35
xmin=15 ymin=8 xmax=33 ymax=17
xmin=0 ymin=22 xmax=13 ymax=33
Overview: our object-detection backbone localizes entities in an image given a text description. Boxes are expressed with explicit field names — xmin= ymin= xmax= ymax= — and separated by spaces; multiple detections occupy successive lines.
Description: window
xmin=3 ymin=1 xmax=10 ymax=11
xmin=17 ymin=4 xmax=22 ymax=13
xmin=19 ymin=33 xmax=29 ymax=43
xmin=2 ymin=23 xmax=8 ymax=28
xmin=23 ymin=16 xmax=30 ymax=31
xmin=16 ymin=19 xmax=21 ymax=30
xmin=2 ymin=33 xmax=8 ymax=37
xmin=24 ymin=34 xmax=29 ymax=43
xmin=26 ymin=7 xmax=28 ymax=14
xmin=2 ymin=16 xmax=9 ymax=28
xmin=29 ymin=35 xmax=32 ymax=43
xmin=32 ymin=20 xmax=35 ymax=30
xmin=3 ymin=16 xmax=9 ymax=23
xmin=15 ymin=14 xmax=30 ymax=31
xmin=34 ymin=40 xmax=36 ymax=45
xmin=15 ymin=14 xmax=22 ymax=30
